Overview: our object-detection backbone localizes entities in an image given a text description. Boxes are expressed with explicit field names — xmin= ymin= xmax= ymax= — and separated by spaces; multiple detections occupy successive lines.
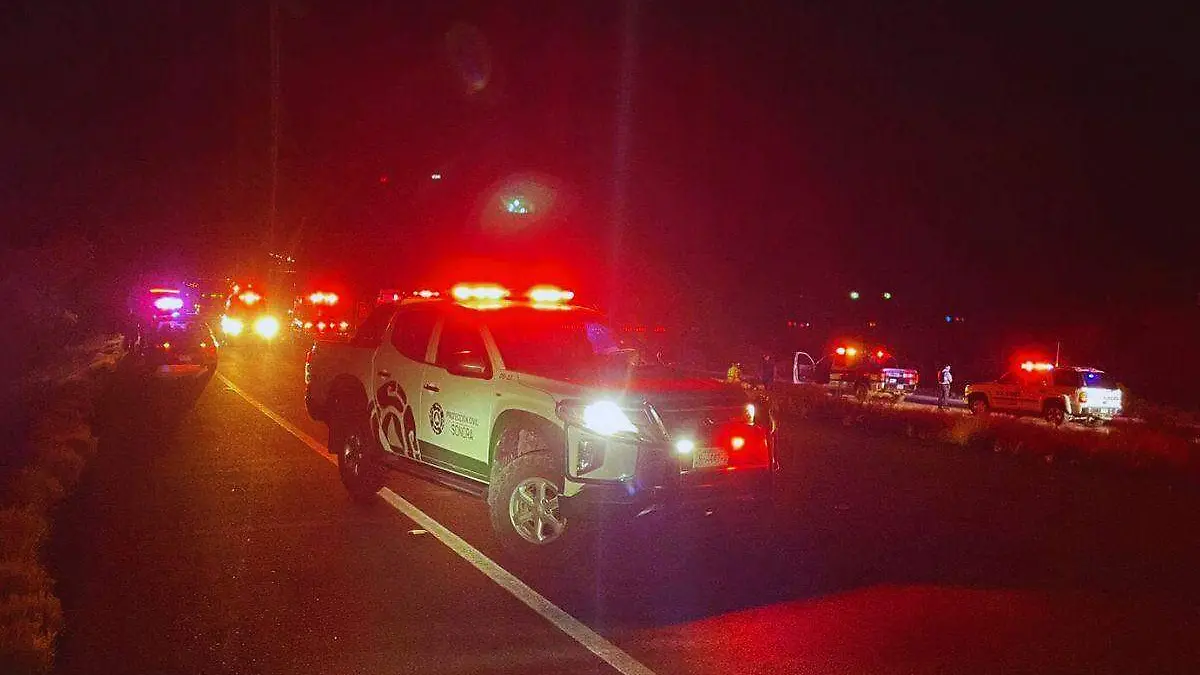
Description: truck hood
xmin=511 ymin=368 xmax=747 ymax=409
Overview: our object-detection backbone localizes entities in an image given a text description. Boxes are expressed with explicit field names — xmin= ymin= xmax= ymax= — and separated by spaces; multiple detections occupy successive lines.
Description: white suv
xmin=965 ymin=363 xmax=1123 ymax=425
xmin=306 ymin=285 xmax=775 ymax=559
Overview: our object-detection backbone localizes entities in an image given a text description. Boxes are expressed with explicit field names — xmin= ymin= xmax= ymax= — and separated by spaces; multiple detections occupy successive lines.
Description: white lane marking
xmin=217 ymin=374 xmax=657 ymax=675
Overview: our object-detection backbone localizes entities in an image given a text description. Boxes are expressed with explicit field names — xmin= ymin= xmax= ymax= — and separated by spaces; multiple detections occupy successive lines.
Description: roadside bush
xmin=0 ymin=509 xmax=48 ymax=563
xmin=0 ymin=588 xmax=61 ymax=675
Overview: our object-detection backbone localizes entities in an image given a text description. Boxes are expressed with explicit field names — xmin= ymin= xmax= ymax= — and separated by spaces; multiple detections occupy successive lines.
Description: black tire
xmin=330 ymin=408 xmax=385 ymax=504
xmin=970 ymin=396 xmax=990 ymax=416
xmin=1044 ymin=404 xmax=1066 ymax=426
xmin=488 ymin=450 xmax=578 ymax=562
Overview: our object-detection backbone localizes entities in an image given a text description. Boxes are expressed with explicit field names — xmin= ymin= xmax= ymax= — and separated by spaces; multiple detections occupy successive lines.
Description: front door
xmin=418 ymin=313 xmax=495 ymax=481
xmin=371 ymin=306 xmax=439 ymax=461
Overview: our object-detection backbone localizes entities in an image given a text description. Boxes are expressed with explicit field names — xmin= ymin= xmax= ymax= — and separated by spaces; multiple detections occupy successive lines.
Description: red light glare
xmin=730 ymin=436 xmax=746 ymax=451
xmin=876 ymin=350 xmax=885 ymax=359
xmin=527 ymin=285 xmax=575 ymax=303
xmin=452 ymin=284 xmax=510 ymax=301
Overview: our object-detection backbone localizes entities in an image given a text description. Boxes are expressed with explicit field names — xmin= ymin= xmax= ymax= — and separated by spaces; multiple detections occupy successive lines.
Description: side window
xmin=389 ymin=309 xmax=439 ymax=362
xmin=351 ymin=304 xmax=397 ymax=347
xmin=1053 ymin=370 xmax=1081 ymax=388
xmin=436 ymin=316 xmax=492 ymax=377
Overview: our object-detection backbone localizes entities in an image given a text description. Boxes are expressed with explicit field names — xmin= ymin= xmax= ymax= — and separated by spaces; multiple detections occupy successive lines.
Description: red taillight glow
xmin=452 ymin=284 xmax=510 ymax=301
xmin=730 ymin=436 xmax=746 ymax=451
xmin=527 ymin=286 xmax=575 ymax=303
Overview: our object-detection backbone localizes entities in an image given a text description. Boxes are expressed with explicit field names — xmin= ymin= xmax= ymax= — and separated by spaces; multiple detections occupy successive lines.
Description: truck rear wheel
xmin=488 ymin=451 xmax=577 ymax=562
xmin=969 ymin=396 xmax=990 ymax=416
xmin=330 ymin=409 xmax=385 ymax=504
xmin=1044 ymin=404 xmax=1066 ymax=426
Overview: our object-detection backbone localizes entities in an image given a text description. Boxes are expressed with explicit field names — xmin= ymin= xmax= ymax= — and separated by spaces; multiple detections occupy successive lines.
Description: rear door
xmin=417 ymin=312 xmax=496 ymax=481
xmin=371 ymin=306 xmax=439 ymax=461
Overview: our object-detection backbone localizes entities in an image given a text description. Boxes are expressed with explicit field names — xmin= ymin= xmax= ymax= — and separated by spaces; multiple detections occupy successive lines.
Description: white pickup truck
xmin=305 ymin=285 xmax=775 ymax=560
xmin=964 ymin=363 xmax=1123 ymax=425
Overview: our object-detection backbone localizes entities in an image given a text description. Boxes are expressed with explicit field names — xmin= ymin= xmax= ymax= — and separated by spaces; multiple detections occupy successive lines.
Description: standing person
xmin=938 ymin=364 xmax=953 ymax=410
xmin=760 ymin=354 xmax=774 ymax=389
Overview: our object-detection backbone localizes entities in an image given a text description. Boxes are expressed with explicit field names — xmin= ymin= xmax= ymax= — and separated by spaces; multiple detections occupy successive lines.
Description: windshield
xmin=1080 ymin=370 xmax=1117 ymax=389
xmin=487 ymin=310 xmax=623 ymax=381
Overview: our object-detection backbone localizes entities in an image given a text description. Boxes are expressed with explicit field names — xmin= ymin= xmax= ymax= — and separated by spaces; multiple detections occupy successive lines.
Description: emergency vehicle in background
xmin=305 ymin=283 xmax=775 ymax=561
xmin=964 ymin=361 xmax=1123 ymax=425
xmin=219 ymin=285 xmax=282 ymax=343
xmin=289 ymin=290 xmax=353 ymax=341
xmin=782 ymin=343 xmax=918 ymax=401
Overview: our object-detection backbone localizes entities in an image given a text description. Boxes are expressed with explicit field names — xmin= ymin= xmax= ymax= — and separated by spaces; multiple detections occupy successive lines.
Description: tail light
xmin=719 ymin=423 xmax=770 ymax=469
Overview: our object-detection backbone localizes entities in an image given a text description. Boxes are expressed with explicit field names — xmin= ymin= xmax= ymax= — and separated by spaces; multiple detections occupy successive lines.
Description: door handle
xmin=377 ymin=369 xmax=391 ymax=378
xmin=423 ymin=382 xmax=440 ymax=393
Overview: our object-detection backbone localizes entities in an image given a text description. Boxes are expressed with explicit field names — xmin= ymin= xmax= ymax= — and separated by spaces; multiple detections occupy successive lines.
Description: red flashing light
xmin=308 ymin=292 xmax=339 ymax=305
xmin=1020 ymin=361 xmax=1054 ymax=372
xmin=414 ymin=289 xmax=439 ymax=299
xmin=836 ymin=347 xmax=847 ymax=356
xmin=527 ymin=285 xmax=575 ymax=304
xmin=238 ymin=291 xmax=262 ymax=305
xmin=730 ymin=436 xmax=746 ymax=451
xmin=452 ymin=284 xmax=510 ymax=302
xmin=876 ymin=350 xmax=885 ymax=359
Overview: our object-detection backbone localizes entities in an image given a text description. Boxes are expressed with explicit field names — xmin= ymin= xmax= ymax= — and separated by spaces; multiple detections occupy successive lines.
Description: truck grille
xmin=653 ymin=405 xmax=746 ymax=445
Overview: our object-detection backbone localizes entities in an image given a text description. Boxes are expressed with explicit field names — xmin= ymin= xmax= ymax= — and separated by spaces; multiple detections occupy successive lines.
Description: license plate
xmin=693 ymin=447 xmax=729 ymax=469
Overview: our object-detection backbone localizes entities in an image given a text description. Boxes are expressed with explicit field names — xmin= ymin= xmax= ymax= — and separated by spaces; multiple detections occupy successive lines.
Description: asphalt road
xmin=51 ymin=340 xmax=1200 ymax=674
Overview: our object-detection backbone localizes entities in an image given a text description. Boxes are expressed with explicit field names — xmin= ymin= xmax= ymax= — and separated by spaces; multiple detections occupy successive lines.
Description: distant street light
xmin=431 ymin=173 xmax=442 ymax=181
xmin=882 ymin=292 xmax=892 ymax=300
xmin=849 ymin=290 xmax=860 ymax=300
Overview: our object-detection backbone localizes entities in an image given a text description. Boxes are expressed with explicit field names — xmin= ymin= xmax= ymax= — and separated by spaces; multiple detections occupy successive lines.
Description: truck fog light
xmin=577 ymin=439 xmax=605 ymax=475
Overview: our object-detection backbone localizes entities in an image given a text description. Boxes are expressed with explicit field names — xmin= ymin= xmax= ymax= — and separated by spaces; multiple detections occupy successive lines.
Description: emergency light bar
xmin=238 ymin=291 xmax=262 ymax=305
xmin=1021 ymin=361 xmax=1054 ymax=372
xmin=451 ymin=284 xmax=511 ymax=301
xmin=153 ymin=296 xmax=184 ymax=311
xmin=835 ymin=346 xmax=858 ymax=357
xmin=413 ymin=289 xmax=440 ymax=299
xmin=527 ymin=286 xmax=575 ymax=303
xmin=308 ymin=292 xmax=339 ymax=305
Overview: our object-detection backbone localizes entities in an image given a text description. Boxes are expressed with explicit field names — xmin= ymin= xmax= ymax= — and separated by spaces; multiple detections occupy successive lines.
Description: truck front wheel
xmin=330 ymin=410 xmax=385 ymax=504
xmin=488 ymin=451 xmax=576 ymax=562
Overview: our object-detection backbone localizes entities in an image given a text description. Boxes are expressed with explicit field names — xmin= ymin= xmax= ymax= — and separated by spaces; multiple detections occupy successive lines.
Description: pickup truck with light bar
xmin=305 ymin=283 xmax=775 ymax=560
xmin=826 ymin=345 xmax=919 ymax=402
xmin=964 ymin=361 xmax=1123 ymax=425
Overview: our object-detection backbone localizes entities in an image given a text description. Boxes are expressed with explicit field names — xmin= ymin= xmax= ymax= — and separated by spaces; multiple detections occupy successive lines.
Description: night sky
xmin=3 ymin=2 xmax=1197 ymax=342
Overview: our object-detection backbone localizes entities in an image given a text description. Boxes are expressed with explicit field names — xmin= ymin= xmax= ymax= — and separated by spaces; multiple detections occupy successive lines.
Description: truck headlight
xmin=557 ymin=400 xmax=638 ymax=436
xmin=220 ymin=315 xmax=244 ymax=336
xmin=254 ymin=315 xmax=281 ymax=339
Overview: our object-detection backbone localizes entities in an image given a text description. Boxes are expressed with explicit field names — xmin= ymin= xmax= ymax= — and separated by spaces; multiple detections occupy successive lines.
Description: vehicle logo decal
xmin=429 ymin=402 xmax=445 ymax=435
xmin=371 ymin=380 xmax=420 ymax=459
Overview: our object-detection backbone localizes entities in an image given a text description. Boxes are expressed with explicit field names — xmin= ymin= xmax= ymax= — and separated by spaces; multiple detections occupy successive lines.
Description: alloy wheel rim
xmin=508 ymin=477 xmax=565 ymax=545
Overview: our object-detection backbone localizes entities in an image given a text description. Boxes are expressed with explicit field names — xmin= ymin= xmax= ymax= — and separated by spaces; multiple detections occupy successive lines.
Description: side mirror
xmin=445 ymin=351 xmax=491 ymax=379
